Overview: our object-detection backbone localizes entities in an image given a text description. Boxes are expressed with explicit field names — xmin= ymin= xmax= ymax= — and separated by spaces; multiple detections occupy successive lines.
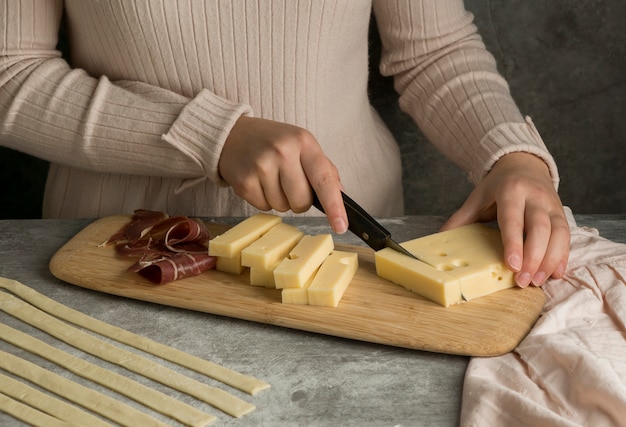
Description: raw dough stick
xmin=0 ymin=373 xmax=111 ymax=427
xmin=0 ymin=277 xmax=269 ymax=395
xmin=0 ymin=291 xmax=255 ymax=418
xmin=0 ymin=391 xmax=79 ymax=427
xmin=0 ymin=323 xmax=216 ymax=427
xmin=0 ymin=350 xmax=168 ymax=427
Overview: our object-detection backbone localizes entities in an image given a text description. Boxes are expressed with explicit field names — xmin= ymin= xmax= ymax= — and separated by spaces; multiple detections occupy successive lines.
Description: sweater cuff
xmin=470 ymin=116 xmax=560 ymax=190
xmin=161 ymin=88 xmax=252 ymax=188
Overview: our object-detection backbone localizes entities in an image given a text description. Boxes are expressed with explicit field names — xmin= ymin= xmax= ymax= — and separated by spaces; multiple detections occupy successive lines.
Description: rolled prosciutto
xmin=128 ymin=253 xmax=217 ymax=285
xmin=105 ymin=210 xmax=217 ymax=284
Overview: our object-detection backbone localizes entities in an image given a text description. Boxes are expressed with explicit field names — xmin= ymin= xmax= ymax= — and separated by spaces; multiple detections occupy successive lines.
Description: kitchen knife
xmin=312 ymin=191 xmax=419 ymax=260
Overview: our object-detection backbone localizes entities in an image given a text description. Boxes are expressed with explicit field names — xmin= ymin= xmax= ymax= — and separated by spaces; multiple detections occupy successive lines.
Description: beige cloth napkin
xmin=461 ymin=208 xmax=626 ymax=427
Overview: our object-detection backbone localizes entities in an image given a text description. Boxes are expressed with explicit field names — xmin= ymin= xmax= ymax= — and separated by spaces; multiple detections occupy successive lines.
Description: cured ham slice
xmin=159 ymin=217 xmax=212 ymax=253
xmin=102 ymin=209 xmax=169 ymax=246
xmin=105 ymin=210 xmax=217 ymax=284
xmin=129 ymin=253 xmax=217 ymax=285
xmin=125 ymin=209 xmax=170 ymax=244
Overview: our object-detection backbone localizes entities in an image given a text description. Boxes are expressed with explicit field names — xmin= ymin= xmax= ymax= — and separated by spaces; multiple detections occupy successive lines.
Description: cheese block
xmin=375 ymin=248 xmax=462 ymax=307
xmin=307 ymin=251 xmax=358 ymax=307
xmin=241 ymin=223 xmax=304 ymax=270
xmin=273 ymin=234 xmax=334 ymax=289
xmin=375 ymin=223 xmax=514 ymax=307
xmin=208 ymin=213 xmax=281 ymax=259
xmin=403 ymin=223 xmax=514 ymax=300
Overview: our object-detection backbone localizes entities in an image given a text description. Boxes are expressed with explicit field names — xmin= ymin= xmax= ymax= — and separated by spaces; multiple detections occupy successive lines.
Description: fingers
xmin=260 ymin=127 xmax=346 ymax=234
xmin=442 ymin=152 xmax=571 ymax=288
xmin=440 ymin=189 xmax=494 ymax=231
xmin=439 ymin=201 xmax=476 ymax=232
xmin=510 ymin=207 xmax=570 ymax=287
xmin=529 ymin=212 xmax=570 ymax=284
xmin=276 ymin=137 xmax=318 ymax=214
xmin=258 ymin=144 xmax=307 ymax=213
xmin=300 ymin=142 xmax=347 ymax=234
xmin=511 ymin=204 xmax=550 ymax=287
xmin=496 ymin=198 xmax=570 ymax=288
xmin=495 ymin=168 xmax=570 ymax=287
xmin=490 ymin=202 xmax=569 ymax=288
xmin=496 ymin=194 xmax=526 ymax=279
xmin=219 ymin=116 xmax=347 ymax=232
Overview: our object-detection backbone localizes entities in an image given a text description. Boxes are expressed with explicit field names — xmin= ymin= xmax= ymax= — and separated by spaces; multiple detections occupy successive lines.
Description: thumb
xmin=440 ymin=202 xmax=476 ymax=231
xmin=440 ymin=188 xmax=488 ymax=231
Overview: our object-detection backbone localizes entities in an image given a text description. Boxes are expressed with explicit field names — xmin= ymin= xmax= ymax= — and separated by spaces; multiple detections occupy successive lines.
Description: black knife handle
xmin=312 ymin=191 xmax=390 ymax=251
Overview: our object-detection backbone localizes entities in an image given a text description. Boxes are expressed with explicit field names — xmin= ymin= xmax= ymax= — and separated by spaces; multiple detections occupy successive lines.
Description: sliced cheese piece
xmin=375 ymin=223 xmax=514 ymax=307
xmin=281 ymin=270 xmax=318 ymax=305
xmin=209 ymin=213 xmax=281 ymax=258
xmin=241 ymin=223 xmax=304 ymax=269
xmin=249 ymin=266 xmax=277 ymax=288
xmin=281 ymin=286 xmax=309 ymax=305
xmin=273 ymin=234 xmax=334 ymax=289
xmin=248 ymin=224 xmax=304 ymax=288
xmin=375 ymin=248 xmax=462 ymax=307
xmin=401 ymin=223 xmax=514 ymax=301
xmin=216 ymin=253 xmax=245 ymax=275
xmin=307 ymin=251 xmax=358 ymax=307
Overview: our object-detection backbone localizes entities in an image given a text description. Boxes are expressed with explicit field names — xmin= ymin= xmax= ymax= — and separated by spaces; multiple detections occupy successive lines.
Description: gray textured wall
xmin=1 ymin=1 xmax=624 ymax=218
xmin=369 ymin=0 xmax=625 ymax=216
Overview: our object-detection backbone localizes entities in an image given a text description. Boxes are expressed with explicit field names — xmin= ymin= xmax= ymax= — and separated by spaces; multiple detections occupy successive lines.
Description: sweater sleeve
xmin=372 ymin=0 xmax=560 ymax=189
xmin=0 ymin=0 xmax=250 ymax=185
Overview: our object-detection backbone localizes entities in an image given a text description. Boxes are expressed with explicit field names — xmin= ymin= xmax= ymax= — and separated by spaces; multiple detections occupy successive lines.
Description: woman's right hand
xmin=218 ymin=116 xmax=348 ymax=234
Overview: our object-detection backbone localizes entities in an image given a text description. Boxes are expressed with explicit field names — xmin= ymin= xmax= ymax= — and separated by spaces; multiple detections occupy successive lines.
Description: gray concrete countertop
xmin=1 ymin=214 xmax=625 ymax=426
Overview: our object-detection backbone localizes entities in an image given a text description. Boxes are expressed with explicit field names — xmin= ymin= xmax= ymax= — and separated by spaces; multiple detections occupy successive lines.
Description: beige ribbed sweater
xmin=0 ymin=0 xmax=558 ymax=219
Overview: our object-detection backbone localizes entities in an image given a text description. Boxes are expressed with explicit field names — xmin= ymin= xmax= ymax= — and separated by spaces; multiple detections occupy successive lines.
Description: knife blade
xmin=312 ymin=191 xmax=420 ymax=260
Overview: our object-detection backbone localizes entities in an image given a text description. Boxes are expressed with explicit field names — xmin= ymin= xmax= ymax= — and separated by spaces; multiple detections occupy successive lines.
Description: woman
xmin=0 ymin=0 xmax=569 ymax=287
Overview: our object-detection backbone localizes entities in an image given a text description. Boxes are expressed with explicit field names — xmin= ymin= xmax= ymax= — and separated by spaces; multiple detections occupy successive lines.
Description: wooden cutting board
xmin=49 ymin=215 xmax=545 ymax=357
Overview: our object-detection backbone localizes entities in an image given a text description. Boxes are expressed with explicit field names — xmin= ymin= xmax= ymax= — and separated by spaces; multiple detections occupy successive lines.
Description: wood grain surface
xmin=49 ymin=215 xmax=545 ymax=356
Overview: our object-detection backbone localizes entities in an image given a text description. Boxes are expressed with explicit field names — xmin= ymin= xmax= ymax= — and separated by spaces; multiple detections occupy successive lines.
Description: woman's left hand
xmin=440 ymin=152 xmax=570 ymax=287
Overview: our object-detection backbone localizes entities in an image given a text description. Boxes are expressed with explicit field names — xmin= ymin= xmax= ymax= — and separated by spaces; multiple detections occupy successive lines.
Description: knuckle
xmin=292 ymin=127 xmax=316 ymax=145
xmin=550 ymin=215 xmax=571 ymax=236
xmin=232 ymin=178 xmax=256 ymax=200
xmin=533 ymin=218 xmax=552 ymax=236
xmin=501 ymin=175 xmax=531 ymax=194
xmin=253 ymin=154 xmax=275 ymax=178
xmin=311 ymin=171 xmax=339 ymax=190
xmin=267 ymin=130 xmax=313 ymax=163
xmin=272 ymin=203 xmax=290 ymax=213
xmin=290 ymin=202 xmax=309 ymax=213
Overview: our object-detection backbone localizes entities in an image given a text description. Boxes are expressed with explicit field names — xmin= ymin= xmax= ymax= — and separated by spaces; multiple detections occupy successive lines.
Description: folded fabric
xmin=461 ymin=208 xmax=626 ymax=427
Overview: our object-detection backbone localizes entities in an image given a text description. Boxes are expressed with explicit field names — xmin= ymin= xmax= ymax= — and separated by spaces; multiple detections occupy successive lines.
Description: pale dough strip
xmin=0 ymin=323 xmax=216 ymax=427
xmin=0 ymin=290 xmax=255 ymax=418
xmin=0 ymin=391 xmax=78 ymax=427
xmin=0 ymin=373 xmax=110 ymax=427
xmin=0 ymin=350 xmax=168 ymax=427
xmin=0 ymin=277 xmax=269 ymax=395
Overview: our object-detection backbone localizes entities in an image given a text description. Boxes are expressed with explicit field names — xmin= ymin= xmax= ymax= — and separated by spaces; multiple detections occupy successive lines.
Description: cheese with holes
xmin=375 ymin=224 xmax=514 ymax=307
xmin=274 ymin=234 xmax=334 ymax=289
xmin=241 ymin=223 xmax=304 ymax=270
xmin=375 ymin=249 xmax=462 ymax=307
xmin=307 ymin=251 xmax=358 ymax=307
xmin=209 ymin=213 xmax=281 ymax=259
